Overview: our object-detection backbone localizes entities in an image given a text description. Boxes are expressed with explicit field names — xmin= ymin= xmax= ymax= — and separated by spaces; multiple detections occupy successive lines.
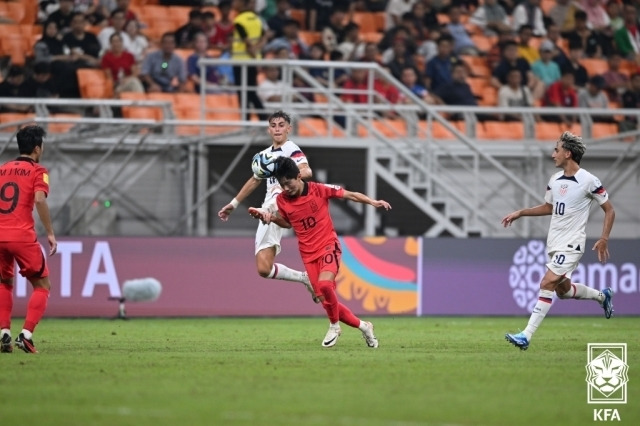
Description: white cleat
xmin=322 ymin=324 xmax=341 ymax=348
xmin=361 ymin=321 xmax=379 ymax=348
xmin=301 ymin=272 xmax=320 ymax=303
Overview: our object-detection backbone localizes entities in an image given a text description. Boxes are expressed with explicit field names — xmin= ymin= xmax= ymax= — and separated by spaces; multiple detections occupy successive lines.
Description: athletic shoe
xmin=15 ymin=333 xmax=38 ymax=354
xmin=361 ymin=321 xmax=379 ymax=348
xmin=301 ymin=272 xmax=320 ymax=304
xmin=322 ymin=324 xmax=341 ymax=348
xmin=505 ymin=332 xmax=529 ymax=350
xmin=0 ymin=332 xmax=12 ymax=353
xmin=601 ymin=287 xmax=614 ymax=319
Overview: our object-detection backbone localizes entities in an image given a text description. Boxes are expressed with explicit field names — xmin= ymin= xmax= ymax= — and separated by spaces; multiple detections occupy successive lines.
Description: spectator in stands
xmin=532 ymin=40 xmax=562 ymax=87
xmin=399 ymin=65 xmax=433 ymax=103
xmin=385 ymin=37 xmax=418 ymax=80
xmin=417 ymin=26 xmax=440 ymax=63
xmin=232 ymin=0 xmax=268 ymax=120
xmin=336 ymin=22 xmax=363 ymax=61
xmin=47 ymin=0 xmax=76 ymax=34
xmin=565 ymin=10 xmax=602 ymax=58
xmin=62 ymin=12 xmax=101 ymax=68
xmin=562 ymin=41 xmax=589 ymax=87
xmin=470 ymin=0 xmax=510 ymax=36
xmin=124 ymin=19 xmax=149 ymax=61
xmin=614 ymin=4 xmax=640 ymax=61
xmin=498 ymin=67 xmax=534 ymax=120
xmin=175 ymin=9 xmax=203 ymax=49
xmin=187 ymin=33 xmax=226 ymax=93
xmin=517 ymin=24 xmax=540 ymax=64
xmin=542 ymin=70 xmax=578 ymax=125
xmin=549 ymin=0 xmax=579 ymax=35
xmin=602 ymin=52 xmax=629 ymax=103
xmin=620 ymin=73 xmax=640 ymax=130
xmin=306 ymin=43 xmax=329 ymax=85
xmin=74 ymin=0 xmax=106 ymax=25
xmin=579 ymin=0 xmax=610 ymax=32
xmin=328 ymin=50 xmax=349 ymax=87
xmin=360 ymin=42 xmax=382 ymax=64
xmin=267 ymin=0 xmax=292 ymax=40
xmin=140 ymin=32 xmax=188 ymax=93
xmin=264 ymin=19 xmax=309 ymax=59
xmin=578 ymin=75 xmax=612 ymax=122
xmin=410 ymin=1 xmax=439 ymax=38
xmin=115 ymin=0 xmax=137 ymax=22
xmin=0 ymin=66 xmax=31 ymax=113
xmin=487 ymin=28 xmax=516 ymax=70
xmin=425 ymin=35 xmax=462 ymax=91
xmin=322 ymin=8 xmax=348 ymax=53
xmin=606 ymin=0 xmax=624 ymax=32
xmin=98 ymin=9 xmax=132 ymax=55
xmin=23 ymin=62 xmax=60 ymax=100
xmin=34 ymin=20 xmax=68 ymax=64
xmin=211 ymin=1 xmax=234 ymax=51
xmin=444 ymin=5 xmax=479 ymax=56
xmin=101 ymin=33 xmax=144 ymax=95
xmin=512 ymin=0 xmax=546 ymax=37
xmin=385 ymin=0 xmax=418 ymax=31
xmin=379 ymin=24 xmax=415 ymax=55
xmin=257 ymin=66 xmax=286 ymax=103
xmin=306 ymin=0 xmax=353 ymax=32
xmin=431 ymin=62 xmax=478 ymax=116
xmin=545 ymin=23 xmax=570 ymax=69
xmin=201 ymin=11 xmax=218 ymax=46
xmin=492 ymin=41 xmax=544 ymax=99
xmin=342 ymin=66 xmax=399 ymax=107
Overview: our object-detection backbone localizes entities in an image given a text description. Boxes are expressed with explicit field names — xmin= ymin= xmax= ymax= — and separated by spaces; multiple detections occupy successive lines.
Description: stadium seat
xmin=142 ymin=20 xmax=177 ymax=43
xmin=169 ymin=6 xmax=192 ymax=29
xmin=120 ymin=92 xmax=158 ymax=121
xmin=468 ymin=77 xmax=488 ymax=97
xmin=470 ymin=34 xmax=494 ymax=53
xmin=352 ymin=13 xmax=379 ymax=34
xmin=48 ymin=113 xmax=83 ymax=133
xmin=297 ymin=117 xmax=344 ymax=137
xmin=290 ymin=9 xmax=305 ymax=30
xmin=0 ymin=33 xmax=29 ymax=65
xmin=535 ymin=122 xmax=562 ymax=140
xmin=463 ymin=55 xmax=491 ymax=78
xmin=359 ymin=119 xmax=408 ymax=138
xmin=581 ymin=58 xmax=608 ymax=77
xmin=479 ymin=121 xmax=525 ymax=140
xmin=0 ymin=2 xmax=25 ymax=24
xmin=541 ymin=0 xmax=555 ymax=14
xmin=298 ymin=31 xmax=322 ymax=46
xmin=591 ymin=123 xmax=619 ymax=138
xmin=419 ymin=120 xmax=465 ymax=139
xmin=77 ymin=69 xmax=114 ymax=99
xmin=479 ymin=86 xmax=498 ymax=106
xmin=0 ymin=113 xmax=36 ymax=132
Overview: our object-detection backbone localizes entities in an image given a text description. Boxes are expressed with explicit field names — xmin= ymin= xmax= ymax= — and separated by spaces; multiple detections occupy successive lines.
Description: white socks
xmin=558 ymin=283 xmax=605 ymax=302
xmin=0 ymin=328 xmax=9 ymax=337
xmin=523 ymin=289 xmax=554 ymax=340
xmin=358 ymin=321 xmax=368 ymax=332
xmin=268 ymin=263 xmax=305 ymax=284
xmin=21 ymin=329 xmax=32 ymax=340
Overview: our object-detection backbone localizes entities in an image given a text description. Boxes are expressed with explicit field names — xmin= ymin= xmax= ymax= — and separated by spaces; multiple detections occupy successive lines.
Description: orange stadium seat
xmin=143 ymin=20 xmax=178 ymax=44
xmin=290 ymin=9 xmax=306 ymax=30
xmin=298 ymin=117 xmax=344 ymax=137
xmin=479 ymin=86 xmax=498 ymax=106
xmin=535 ymin=122 xmax=562 ymax=140
xmin=581 ymin=58 xmax=609 ymax=77
xmin=361 ymin=32 xmax=383 ymax=43
xmin=468 ymin=77 xmax=488 ymax=97
xmin=48 ymin=113 xmax=82 ymax=133
xmin=419 ymin=120 xmax=465 ymax=139
xmin=351 ymin=13 xmax=380 ymax=34
xmin=463 ymin=55 xmax=491 ymax=78
xmin=77 ymin=69 xmax=113 ymax=99
xmin=479 ymin=121 xmax=525 ymax=140
xmin=0 ymin=2 xmax=25 ymax=24
xmin=169 ymin=6 xmax=192 ymax=28
xmin=0 ymin=113 xmax=36 ymax=132
xmin=471 ymin=34 xmax=494 ymax=54
xmin=0 ymin=33 xmax=30 ymax=65
xmin=591 ymin=123 xmax=619 ymax=138
xmin=298 ymin=31 xmax=322 ymax=45
xmin=359 ymin=119 xmax=408 ymax=138
xmin=120 ymin=92 xmax=157 ymax=120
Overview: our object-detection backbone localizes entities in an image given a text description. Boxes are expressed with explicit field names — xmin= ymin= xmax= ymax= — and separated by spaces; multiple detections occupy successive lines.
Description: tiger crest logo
xmin=586 ymin=344 xmax=629 ymax=404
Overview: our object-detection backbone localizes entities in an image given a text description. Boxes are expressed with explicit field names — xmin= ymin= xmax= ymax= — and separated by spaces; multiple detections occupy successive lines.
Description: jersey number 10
xmin=554 ymin=202 xmax=565 ymax=216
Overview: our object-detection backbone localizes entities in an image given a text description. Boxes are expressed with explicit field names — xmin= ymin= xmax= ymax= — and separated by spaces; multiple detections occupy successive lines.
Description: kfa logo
xmin=586 ymin=343 xmax=628 ymax=422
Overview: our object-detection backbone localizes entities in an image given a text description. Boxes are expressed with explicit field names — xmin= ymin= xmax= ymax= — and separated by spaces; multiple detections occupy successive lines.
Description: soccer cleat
xmin=301 ymin=272 xmax=320 ymax=304
xmin=322 ymin=324 xmax=341 ymax=348
xmin=505 ymin=332 xmax=529 ymax=350
xmin=0 ymin=333 xmax=12 ymax=353
xmin=361 ymin=321 xmax=379 ymax=348
xmin=601 ymin=287 xmax=614 ymax=319
xmin=15 ymin=333 xmax=38 ymax=354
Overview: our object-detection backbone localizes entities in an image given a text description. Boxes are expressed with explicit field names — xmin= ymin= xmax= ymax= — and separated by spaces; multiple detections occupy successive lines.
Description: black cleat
xmin=0 ymin=333 xmax=12 ymax=353
xmin=15 ymin=333 xmax=38 ymax=353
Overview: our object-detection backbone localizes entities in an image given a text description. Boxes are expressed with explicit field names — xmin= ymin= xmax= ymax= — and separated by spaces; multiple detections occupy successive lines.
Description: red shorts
xmin=0 ymin=241 xmax=49 ymax=281
xmin=303 ymin=243 xmax=342 ymax=296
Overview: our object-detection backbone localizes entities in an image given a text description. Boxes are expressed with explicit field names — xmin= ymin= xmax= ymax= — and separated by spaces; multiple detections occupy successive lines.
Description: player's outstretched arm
xmin=298 ymin=163 xmax=313 ymax=180
xmin=501 ymin=203 xmax=553 ymax=227
xmin=34 ymin=191 xmax=57 ymax=256
xmin=218 ymin=176 xmax=262 ymax=221
xmin=341 ymin=190 xmax=392 ymax=210
xmin=248 ymin=207 xmax=292 ymax=229
xmin=592 ymin=200 xmax=615 ymax=263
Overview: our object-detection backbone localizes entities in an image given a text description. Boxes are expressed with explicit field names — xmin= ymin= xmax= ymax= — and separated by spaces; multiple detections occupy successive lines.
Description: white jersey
xmin=543 ymin=168 xmax=608 ymax=253
xmin=253 ymin=140 xmax=308 ymax=209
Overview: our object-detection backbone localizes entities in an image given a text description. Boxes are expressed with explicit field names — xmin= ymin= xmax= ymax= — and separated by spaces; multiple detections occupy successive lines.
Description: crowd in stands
xmin=1 ymin=0 xmax=640 ymax=132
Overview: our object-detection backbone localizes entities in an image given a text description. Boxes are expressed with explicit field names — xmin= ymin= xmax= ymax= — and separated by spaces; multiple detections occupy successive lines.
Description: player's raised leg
xmin=556 ymin=280 xmax=614 ymax=318
xmin=0 ymin=275 xmax=14 ymax=353
xmin=16 ymin=275 xmax=51 ymax=354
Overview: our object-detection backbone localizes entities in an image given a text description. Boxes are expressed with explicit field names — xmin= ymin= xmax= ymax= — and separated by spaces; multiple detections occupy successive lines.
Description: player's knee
xmin=557 ymin=289 xmax=571 ymax=299
xmin=257 ymin=263 xmax=273 ymax=278
xmin=30 ymin=277 xmax=50 ymax=291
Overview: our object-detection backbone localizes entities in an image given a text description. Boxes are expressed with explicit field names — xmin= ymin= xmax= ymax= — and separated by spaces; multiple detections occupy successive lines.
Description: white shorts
xmin=254 ymin=220 xmax=283 ymax=256
xmin=546 ymin=250 xmax=583 ymax=279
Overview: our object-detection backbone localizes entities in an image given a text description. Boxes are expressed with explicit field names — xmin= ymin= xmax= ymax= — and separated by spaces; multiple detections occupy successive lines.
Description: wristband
xmin=230 ymin=198 xmax=239 ymax=209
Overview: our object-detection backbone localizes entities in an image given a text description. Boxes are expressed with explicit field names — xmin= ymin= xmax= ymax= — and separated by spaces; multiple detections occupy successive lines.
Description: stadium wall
xmin=9 ymin=237 xmax=640 ymax=318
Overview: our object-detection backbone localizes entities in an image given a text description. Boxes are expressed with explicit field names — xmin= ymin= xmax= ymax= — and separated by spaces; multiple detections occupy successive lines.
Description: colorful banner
xmin=10 ymin=237 xmax=418 ymax=317
xmin=421 ymin=239 xmax=640 ymax=316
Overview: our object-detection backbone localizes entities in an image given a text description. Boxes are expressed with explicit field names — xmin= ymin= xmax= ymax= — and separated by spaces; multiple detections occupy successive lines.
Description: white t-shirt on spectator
xmin=385 ymin=0 xmax=417 ymax=30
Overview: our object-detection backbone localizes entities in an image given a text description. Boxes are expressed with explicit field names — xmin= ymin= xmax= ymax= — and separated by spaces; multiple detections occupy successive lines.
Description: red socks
xmin=0 ymin=284 xmax=13 ymax=330
xmin=318 ymin=280 xmax=339 ymax=323
xmin=338 ymin=303 xmax=360 ymax=328
xmin=23 ymin=288 xmax=49 ymax=333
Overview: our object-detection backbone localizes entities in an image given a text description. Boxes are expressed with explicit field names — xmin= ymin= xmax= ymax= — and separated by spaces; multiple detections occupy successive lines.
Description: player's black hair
xmin=273 ymin=157 xmax=299 ymax=181
xmin=268 ymin=110 xmax=291 ymax=124
xmin=16 ymin=125 xmax=46 ymax=155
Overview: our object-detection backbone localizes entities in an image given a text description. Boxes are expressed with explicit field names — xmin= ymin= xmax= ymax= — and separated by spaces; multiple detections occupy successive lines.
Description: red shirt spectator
xmin=543 ymin=76 xmax=577 ymax=107
xmin=342 ymin=68 xmax=399 ymax=104
xmin=101 ymin=49 xmax=136 ymax=82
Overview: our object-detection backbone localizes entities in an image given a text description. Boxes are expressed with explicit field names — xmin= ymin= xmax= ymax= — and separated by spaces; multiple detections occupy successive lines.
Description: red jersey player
xmin=249 ymin=157 xmax=391 ymax=348
xmin=0 ymin=125 xmax=57 ymax=354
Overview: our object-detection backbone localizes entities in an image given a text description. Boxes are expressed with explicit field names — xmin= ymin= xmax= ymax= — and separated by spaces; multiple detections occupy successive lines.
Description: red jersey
xmin=0 ymin=157 xmax=49 ymax=242
xmin=276 ymin=181 xmax=344 ymax=262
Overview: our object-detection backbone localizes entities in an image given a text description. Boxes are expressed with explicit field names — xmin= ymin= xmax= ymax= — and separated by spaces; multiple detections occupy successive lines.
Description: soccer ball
xmin=251 ymin=152 xmax=277 ymax=179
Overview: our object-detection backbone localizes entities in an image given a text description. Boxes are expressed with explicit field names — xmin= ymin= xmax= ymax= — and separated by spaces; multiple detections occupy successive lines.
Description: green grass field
xmin=1 ymin=317 xmax=638 ymax=426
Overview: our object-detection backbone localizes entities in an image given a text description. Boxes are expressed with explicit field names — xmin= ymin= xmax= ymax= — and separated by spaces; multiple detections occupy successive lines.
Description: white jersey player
xmin=218 ymin=111 xmax=319 ymax=303
xmin=502 ymin=131 xmax=616 ymax=350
